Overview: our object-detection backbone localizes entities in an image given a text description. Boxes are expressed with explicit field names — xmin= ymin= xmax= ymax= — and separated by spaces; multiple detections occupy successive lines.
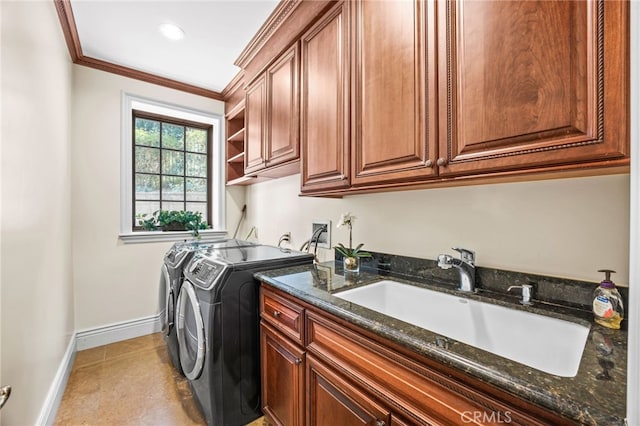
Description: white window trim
xmin=119 ymin=92 xmax=227 ymax=244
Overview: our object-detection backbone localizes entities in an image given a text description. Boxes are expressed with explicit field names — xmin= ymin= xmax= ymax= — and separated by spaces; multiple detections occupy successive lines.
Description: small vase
xmin=343 ymin=256 xmax=360 ymax=273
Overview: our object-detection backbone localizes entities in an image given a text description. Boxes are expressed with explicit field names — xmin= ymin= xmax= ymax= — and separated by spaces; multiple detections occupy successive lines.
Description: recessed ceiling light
xmin=158 ymin=23 xmax=185 ymax=41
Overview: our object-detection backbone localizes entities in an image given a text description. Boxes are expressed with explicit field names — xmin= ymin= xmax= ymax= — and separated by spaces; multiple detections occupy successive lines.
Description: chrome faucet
xmin=437 ymin=247 xmax=476 ymax=292
xmin=507 ymin=284 xmax=534 ymax=305
xmin=300 ymin=225 xmax=327 ymax=264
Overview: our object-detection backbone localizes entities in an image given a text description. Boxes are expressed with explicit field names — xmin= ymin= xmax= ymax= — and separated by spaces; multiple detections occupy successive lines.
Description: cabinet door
xmin=300 ymin=1 xmax=351 ymax=194
xmin=261 ymin=322 xmax=305 ymax=426
xmin=437 ymin=0 xmax=629 ymax=176
xmin=307 ymin=355 xmax=390 ymax=426
xmin=266 ymin=44 xmax=300 ymax=167
xmin=351 ymin=0 xmax=438 ymax=187
xmin=245 ymin=74 xmax=267 ymax=174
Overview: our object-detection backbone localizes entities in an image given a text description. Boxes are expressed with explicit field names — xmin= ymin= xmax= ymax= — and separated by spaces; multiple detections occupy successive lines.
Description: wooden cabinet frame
xmin=436 ymin=0 xmax=628 ymax=176
xmin=300 ymin=1 xmax=351 ymax=193
xmin=350 ymin=0 xmax=438 ymax=187
xmin=260 ymin=284 xmax=577 ymax=426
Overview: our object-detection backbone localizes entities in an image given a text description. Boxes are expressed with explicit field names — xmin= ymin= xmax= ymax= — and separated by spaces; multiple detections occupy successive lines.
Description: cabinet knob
xmin=436 ymin=157 xmax=447 ymax=167
xmin=425 ymin=159 xmax=433 ymax=168
xmin=273 ymin=310 xmax=281 ymax=318
xmin=295 ymin=358 xmax=302 ymax=365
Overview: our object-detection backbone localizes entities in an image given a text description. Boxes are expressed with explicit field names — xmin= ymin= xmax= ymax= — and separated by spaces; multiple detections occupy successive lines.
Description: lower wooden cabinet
xmin=307 ymin=355 xmax=390 ymax=426
xmin=260 ymin=284 xmax=576 ymax=426
xmin=261 ymin=321 xmax=305 ymax=426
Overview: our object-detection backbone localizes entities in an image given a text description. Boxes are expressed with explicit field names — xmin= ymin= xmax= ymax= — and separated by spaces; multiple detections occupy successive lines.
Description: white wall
xmin=245 ymin=173 xmax=630 ymax=285
xmin=71 ymin=66 xmax=245 ymax=330
xmin=0 ymin=1 xmax=74 ymax=424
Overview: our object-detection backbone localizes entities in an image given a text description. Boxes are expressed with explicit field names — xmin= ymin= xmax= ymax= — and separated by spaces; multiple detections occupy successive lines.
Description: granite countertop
xmin=255 ymin=261 xmax=627 ymax=426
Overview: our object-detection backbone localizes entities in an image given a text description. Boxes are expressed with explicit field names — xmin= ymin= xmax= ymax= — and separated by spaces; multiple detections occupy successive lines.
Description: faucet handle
xmin=452 ymin=247 xmax=475 ymax=265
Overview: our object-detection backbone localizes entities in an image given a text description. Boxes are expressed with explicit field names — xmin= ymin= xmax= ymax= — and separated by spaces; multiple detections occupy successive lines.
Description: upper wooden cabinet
xmin=300 ymin=1 xmax=351 ymax=194
xmin=245 ymin=74 xmax=267 ymax=174
xmin=267 ymin=45 xmax=300 ymax=167
xmin=437 ymin=0 xmax=629 ymax=176
xmin=351 ymin=0 xmax=438 ymax=187
xmin=245 ymin=44 xmax=300 ymax=176
xmin=227 ymin=0 xmax=628 ymax=192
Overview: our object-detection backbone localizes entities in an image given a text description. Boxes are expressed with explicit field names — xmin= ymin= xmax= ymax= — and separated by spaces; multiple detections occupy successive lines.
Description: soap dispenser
xmin=593 ymin=269 xmax=624 ymax=329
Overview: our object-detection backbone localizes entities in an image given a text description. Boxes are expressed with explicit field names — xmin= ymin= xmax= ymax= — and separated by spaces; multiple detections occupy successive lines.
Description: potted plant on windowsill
xmin=137 ymin=210 xmax=209 ymax=237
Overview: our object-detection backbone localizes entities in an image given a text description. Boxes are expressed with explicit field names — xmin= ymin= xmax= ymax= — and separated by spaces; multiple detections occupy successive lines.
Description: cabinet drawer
xmin=261 ymin=287 xmax=305 ymax=345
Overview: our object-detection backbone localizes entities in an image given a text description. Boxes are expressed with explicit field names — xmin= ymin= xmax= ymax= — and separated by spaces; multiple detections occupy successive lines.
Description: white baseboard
xmin=76 ymin=313 xmax=162 ymax=351
xmin=36 ymin=333 xmax=77 ymax=426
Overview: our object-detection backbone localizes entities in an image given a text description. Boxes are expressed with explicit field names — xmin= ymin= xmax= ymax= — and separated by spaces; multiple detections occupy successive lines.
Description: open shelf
xmin=227 ymin=152 xmax=245 ymax=164
xmin=225 ymin=99 xmax=247 ymax=185
xmin=227 ymin=128 xmax=245 ymax=143
xmin=227 ymin=175 xmax=260 ymax=186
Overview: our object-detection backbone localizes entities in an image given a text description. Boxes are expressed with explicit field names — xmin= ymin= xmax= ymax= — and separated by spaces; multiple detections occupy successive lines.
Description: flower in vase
xmin=334 ymin=212 xmax=372 ymax=260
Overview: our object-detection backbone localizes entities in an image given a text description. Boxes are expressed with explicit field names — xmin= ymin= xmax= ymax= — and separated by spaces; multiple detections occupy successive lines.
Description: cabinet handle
xmin=425 ymin=159 xmax=433 ymax=168
xmin=436 ymin=157 xmax=447 ymax=167
xmin=375 ymin=421 xmax=385 ymax=426
xmin=295 ymin=358 xmax=302 ymax=365
xmin=273 ymin=310 xmax=281 ymax=318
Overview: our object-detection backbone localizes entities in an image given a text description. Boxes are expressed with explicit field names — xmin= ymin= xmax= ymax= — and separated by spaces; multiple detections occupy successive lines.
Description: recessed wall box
xmin=311 ymin=220 xmax=331 ymax=249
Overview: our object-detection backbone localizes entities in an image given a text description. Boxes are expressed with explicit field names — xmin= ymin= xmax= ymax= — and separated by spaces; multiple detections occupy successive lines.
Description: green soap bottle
xmin=593 ymin=269 xmax=624 ymax=329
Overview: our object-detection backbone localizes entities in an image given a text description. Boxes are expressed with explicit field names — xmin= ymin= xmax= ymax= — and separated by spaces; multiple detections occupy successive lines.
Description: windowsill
xmin=119 ymin=229 xmax=228 ymax=244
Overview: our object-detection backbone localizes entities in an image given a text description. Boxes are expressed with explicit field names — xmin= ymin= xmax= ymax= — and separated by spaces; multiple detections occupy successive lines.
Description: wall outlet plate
xmin=311 ymin=220 xmax=331 ymax=249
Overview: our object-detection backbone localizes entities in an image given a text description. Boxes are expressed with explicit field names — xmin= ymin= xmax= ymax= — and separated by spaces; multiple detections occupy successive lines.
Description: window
xmin=120 ymin=93 xmax=226 ymax=243
xmin=132 ymin=110 xmax=212 ymax=229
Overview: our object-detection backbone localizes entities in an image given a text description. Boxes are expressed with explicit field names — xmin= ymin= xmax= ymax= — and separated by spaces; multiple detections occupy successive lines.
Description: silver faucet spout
xmin=437 ymin=248 xmax=476 ymax=292
xmin=507 ymin=284 xmax=534 ymax=305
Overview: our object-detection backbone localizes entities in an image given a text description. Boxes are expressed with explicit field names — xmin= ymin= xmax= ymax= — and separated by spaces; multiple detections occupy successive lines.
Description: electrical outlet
xmin=311 ymin=220 xmax=331 ymax=249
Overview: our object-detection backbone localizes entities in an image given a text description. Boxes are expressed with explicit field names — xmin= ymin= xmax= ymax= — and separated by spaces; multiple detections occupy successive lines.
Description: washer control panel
xmin=164 ymin=245 xmax=193 ymax=268
xmin=186 ymin=255 xmax=225 ymax=288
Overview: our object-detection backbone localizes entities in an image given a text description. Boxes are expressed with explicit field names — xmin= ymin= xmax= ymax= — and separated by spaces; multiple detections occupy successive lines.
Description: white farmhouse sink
xmin=334 ymin=280 xmax=590 ymax=377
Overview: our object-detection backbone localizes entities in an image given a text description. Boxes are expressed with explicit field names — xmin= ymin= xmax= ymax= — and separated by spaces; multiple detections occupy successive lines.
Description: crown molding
xmin=53 ymin=0 xmax=224 ymax=101
xmin=234 ymin=0 xmax=301 ymax=69
xmin=221 ymin=69 xmax=245 ymax=100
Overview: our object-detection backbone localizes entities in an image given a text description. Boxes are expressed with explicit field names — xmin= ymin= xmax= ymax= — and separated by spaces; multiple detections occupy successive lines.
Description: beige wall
xmin=245 ymin=173 xmax=630 ymax=285
xmin=1 ymin=1 xmax=74 ymax=424
xmin=71 ymin=66 xmax=245 ymax=330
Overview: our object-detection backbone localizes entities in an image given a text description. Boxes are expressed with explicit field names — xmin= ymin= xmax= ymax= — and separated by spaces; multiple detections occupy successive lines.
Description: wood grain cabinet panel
xmin=351 ymin=0 xmax=438 ymax=187
xmin=261 ymin=321 xmax=305 ymax=426
xmin=267 ymin=44 xmax=300 ymax=167
xmin=245 ymin=75 xmax=267 ymax=174
xmin=306 ymin=354 xmax=391 ymax=426
xmin=437 ymin=0 xmax=629 ymax=175
xmin=301 ymin=1 xmax=351 ymax=193
xmin=261 ymin=287 xmax=305 ymax=345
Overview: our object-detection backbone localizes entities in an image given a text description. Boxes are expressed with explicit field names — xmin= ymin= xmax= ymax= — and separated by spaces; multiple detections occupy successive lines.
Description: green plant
xmin=137 ymin=210 xmax=209 ymax=237
xmin=334 ymin=242 xmax=372 ymax=259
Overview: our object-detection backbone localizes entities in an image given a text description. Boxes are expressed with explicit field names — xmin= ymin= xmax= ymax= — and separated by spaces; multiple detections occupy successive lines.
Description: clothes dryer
xmin=177 ymin=245 xmax=313 ymax=426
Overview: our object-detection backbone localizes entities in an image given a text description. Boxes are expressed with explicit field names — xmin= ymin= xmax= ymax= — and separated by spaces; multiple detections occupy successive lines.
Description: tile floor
xmin=55 ymin=333 xmax=267 ymax=426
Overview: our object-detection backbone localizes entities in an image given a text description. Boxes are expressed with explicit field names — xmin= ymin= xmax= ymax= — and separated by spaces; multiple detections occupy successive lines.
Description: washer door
xmin=176 ymin=280 xmax=206 ymax=380
xmin=160 ymin=264 xmax=171 ymax=335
